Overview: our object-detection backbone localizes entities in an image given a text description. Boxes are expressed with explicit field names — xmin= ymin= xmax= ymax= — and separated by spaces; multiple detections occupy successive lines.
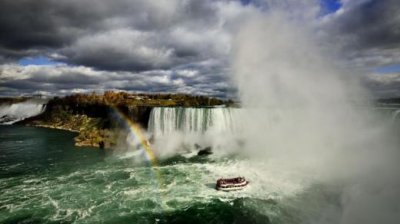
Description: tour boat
xmin=216 ymin=177 xmax=249 ymax=191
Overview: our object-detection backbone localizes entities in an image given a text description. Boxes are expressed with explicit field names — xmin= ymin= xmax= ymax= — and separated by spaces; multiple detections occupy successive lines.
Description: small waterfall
xmin=148 ymin=107 xmax=241 ymax=137
xmin=392 ymin=109 xmax=400 ymax=121
xmin=0 ymin=101 xmax=46 ymax=124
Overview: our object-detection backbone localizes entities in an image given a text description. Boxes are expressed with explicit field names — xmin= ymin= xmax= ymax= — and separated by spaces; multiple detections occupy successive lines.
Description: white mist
xmin=0 ymin=100 xmax=46 ymax=124
xmin=232 ymin=11 xmax=400 ymax=224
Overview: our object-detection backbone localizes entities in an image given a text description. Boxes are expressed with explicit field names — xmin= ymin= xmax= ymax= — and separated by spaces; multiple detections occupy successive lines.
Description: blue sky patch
xmin=320 ymin=0 xmax=342 ymax=15
xmin=374 ymin=64 xmax=400 ymax=74
xmin=240 ymin=0 xmax=252 ymax=6
xmin=19 ymin=56 xmax=59 ymax=66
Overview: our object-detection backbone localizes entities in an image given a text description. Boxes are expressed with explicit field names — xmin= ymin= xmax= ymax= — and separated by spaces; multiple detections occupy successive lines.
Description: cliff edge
xmin=17 ymin=91 xmax=233 ymax=148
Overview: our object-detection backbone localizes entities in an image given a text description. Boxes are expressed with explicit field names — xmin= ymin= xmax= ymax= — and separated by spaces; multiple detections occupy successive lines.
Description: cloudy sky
xmin=0 ymin=0 xmax=399 ymax=98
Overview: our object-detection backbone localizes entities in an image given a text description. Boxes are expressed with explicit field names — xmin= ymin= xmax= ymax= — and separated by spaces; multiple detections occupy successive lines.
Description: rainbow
xmin=108 ymin=105 xmax=158 ymax=166
xmin=109 ymin=105 xmax=167 ymax=211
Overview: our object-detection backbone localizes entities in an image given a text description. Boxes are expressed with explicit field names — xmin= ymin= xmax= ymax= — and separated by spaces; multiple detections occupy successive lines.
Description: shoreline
xmin=3 ymin=92 xmax=236 ymax=149
xmin=26 ymin=121 xmax=113 ymax=149
xmin=30 ymin=124 xmax=80 ymax=133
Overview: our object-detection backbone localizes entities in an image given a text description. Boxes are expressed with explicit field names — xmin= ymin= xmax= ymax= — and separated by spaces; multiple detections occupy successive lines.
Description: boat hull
xmin=216 ymin=181 xmax=249 ymax=191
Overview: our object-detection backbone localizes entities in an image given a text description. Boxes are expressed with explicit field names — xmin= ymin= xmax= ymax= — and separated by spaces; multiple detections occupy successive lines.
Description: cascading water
xmin=0 ymin=101 xmax=46 ymax=124
xmin=146 ymin=107 xmax=243 ymax=157
xmin=148 ymin=107 xmax=241 ymax=137
xmin=391 ymin=108 xmax=400 ymax=121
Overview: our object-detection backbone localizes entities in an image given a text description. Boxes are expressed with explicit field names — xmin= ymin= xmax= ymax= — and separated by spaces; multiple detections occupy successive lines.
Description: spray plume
xmin=232 ymin=3 xmax=400 ymax=223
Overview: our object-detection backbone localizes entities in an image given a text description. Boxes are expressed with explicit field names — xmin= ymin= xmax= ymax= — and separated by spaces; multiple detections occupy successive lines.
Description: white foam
xmin=0 ymin=100 xmax=46 ymax=124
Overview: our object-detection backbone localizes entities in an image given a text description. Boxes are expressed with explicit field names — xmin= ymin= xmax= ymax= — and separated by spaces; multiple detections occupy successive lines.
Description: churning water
xmin=0 ymin=125 xmax=307 ymax=224
xmin=1 ymin=105 xmax=400 ymax=223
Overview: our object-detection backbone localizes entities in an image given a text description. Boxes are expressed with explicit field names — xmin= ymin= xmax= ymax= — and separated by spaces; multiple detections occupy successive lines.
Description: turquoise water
xmin=0 ymin=126 xmax=340 ymax=223
xmin=0 ymin=126 xmax=273 ymax=223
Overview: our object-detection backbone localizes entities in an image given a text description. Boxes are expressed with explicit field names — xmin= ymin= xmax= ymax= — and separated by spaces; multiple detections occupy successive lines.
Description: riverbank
xmin=25 ymin=114 xmax=117 ymax=148
xmin=14 ymin=91 xmax=234 ymax=148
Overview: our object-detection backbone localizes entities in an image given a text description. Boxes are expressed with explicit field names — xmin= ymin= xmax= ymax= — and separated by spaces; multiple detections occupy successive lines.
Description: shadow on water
xmin=160 ymin=198 xmax=272 ymax=224
xmin=0 ymin=198 xmax=275 ymax=224
xmin=1 ymin=214 xmax=44 ymax=224
xmin=0 ymin=125 xmax=105 ymax=178
xmin=205 ymin=182 xmax=217 ymax=190
xmin=157 ymin=154 xmax=215 ymax=166
xmin=97 ymin=198 xmax=272 ymax=224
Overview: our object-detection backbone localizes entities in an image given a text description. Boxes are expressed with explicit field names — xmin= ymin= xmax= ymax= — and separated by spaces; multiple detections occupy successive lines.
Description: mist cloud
xmin=233 ymin=5 xmax=400 ymax=224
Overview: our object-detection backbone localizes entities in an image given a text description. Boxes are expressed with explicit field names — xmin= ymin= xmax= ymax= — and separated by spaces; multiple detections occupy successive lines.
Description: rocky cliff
xmin=17 ymin=91 xmax=232 ymax=148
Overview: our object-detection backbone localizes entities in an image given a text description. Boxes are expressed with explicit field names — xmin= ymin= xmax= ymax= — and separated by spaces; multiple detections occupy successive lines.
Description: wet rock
xmin=197 ymin=146 xmax=213 ymax=156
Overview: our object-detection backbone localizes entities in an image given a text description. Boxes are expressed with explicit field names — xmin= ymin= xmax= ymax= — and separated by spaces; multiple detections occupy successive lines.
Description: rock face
xmin=19 ymin=99 xmax=150 ymax=149
xmin=197 ymin=147 xmax=213 ymax=156
xmin=18 ymin=92 xmax=232 ymax=149
xmin=114 ymin=105 xmax=152 ymax=129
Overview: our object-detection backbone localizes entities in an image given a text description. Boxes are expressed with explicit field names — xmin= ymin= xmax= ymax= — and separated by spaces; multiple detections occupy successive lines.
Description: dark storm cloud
xmin=0 ymin=63 xmax=231 ymax=97
xmin=0 ymin=0 xmax=238 ymax=71
xmin=0 ymin=0 xmax=256 ymax=97
xmin=5 ymin=0 xmax=400 ymax=98
xmin=322 ymin=0 xmax=400 ymax=68
xmin=339 ymin=0 xmax=400 ymax=50
xmin=63 ymin=29 xmax=175 ymax=71
xmin=0 ymin=0 xmax=57 ymax=50
xmin=0 ymin=0 xmax=153 ymax=54
xmin=318 ymin=0 xmax=400 ymax=99
xmin=0 ymin=0 xmax=77 ymax=59
xmin=0 ymin=65 xmax=104 ymax=95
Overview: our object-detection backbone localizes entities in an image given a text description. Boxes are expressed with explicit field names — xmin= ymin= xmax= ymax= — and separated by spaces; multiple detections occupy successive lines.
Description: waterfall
xmin=0 ymin=101 xmax=46 ymax=124
xmin=148 ymin=107 xmax=241 ymax=137
xmin=392 ymin=109 xmax=400 ymax=121
xmin=372 ymin=107 xmax=400 ymax=125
